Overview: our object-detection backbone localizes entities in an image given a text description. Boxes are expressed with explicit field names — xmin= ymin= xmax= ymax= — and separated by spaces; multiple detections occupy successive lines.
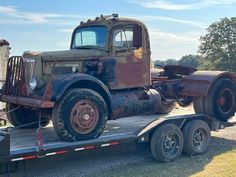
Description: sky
xmin=0 ymin=0 xmax=236 ymax=60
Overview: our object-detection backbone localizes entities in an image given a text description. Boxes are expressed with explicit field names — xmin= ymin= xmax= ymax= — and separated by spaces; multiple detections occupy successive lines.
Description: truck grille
xmin=5 ymin=56 xmax=25 ymax=96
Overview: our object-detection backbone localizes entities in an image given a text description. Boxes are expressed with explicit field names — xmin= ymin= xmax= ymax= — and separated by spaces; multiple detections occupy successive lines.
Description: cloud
xmin=148 ymin=28 xmax=203 ymax=59
xmin=0 ymin=5 xmax=84 ymax=24
xmin=60 ymin=28 xmax=74 ymax=33
xmin=0 ymin=6 xmax=17 ymax=13
xmin=129 ymin=15 xmax=207 ymax=29
xmin=0 ymin=5 xmax=206 ymax=30
xmin=149 ymin=29 xmax=201 ymax=44
xmin=129 ymin=0 xmax=236 ymax=10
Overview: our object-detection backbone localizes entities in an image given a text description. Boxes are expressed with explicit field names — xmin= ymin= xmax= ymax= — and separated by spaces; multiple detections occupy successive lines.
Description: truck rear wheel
xmin=183 ymin=120 xmax=211 ymax=156
xmin=155 ymin=101 xmax=176 ymax=114
xmin=6 ymin=104 xmax=50 ymax=128
xmin=205 ymin=78 xmax=236 ymax=122
xmin=52 ymin=88 xmax=108 ymax=142
xmin=193 ymin=97 xmax=206 ymax=114
xmin=193 ymin=79 xmax=236 ymax=122
xmin=151 ymin=124 xmax=183 ymax=162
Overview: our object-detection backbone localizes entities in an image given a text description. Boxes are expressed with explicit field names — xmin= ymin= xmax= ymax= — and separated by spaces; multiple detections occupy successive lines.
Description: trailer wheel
xmin=52 ymin=88 xmax=108 ymax=142
xmin=205 ymin=78 xmax=236 ymax=122
xmin=156 ymin=101 xmax=176 ymax=114
xmin=183 ymin=120 xmax=211 ymax=156
xmin=6 ymin=104 xmax=50 ymax=128
xmin=151 ymin=124 xmax=183 ymax=162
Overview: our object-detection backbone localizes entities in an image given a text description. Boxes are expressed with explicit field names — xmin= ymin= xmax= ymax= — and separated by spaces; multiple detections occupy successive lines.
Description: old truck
xmin=0 ymin=14 xmax=236 ymax=144
xmin=1 ymin=15 xmax=236 ymax=172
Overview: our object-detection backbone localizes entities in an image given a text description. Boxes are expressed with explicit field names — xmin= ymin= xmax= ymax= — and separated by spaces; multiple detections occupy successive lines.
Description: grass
xmin=192 ymin=149 xmax=236 ymax=177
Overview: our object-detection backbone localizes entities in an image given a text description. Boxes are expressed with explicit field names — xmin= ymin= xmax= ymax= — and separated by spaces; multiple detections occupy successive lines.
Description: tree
xmin=199 ymin=17 xmax=236 ymax=72
xmin=165 ymin=59 xmax=178 ymax=65
xmin=178 ymin=55 xmax=200 ymax=69
xmin=154 ymin=60 xmax=167 ymax=67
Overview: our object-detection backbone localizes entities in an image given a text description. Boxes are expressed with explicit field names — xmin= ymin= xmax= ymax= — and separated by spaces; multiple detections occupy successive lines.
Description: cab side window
xmin=112 ymin=25 xmax=142 ymax=49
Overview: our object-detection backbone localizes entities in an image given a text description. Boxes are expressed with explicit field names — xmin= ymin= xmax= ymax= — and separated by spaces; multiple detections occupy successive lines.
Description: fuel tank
xmin=111 ymin=89 xmax=162 ymax=119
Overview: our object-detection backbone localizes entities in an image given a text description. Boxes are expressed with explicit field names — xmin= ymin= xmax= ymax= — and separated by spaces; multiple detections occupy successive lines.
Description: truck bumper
xmin=0 ymin=95 xmax=54 ymax=109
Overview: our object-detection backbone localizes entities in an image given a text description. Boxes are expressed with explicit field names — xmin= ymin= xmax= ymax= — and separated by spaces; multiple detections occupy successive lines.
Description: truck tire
xmin=205 ymin=78 xmax=236 ymax=122
xmin=177 ymin=96 xmax=193 ymax=107
xmin=155 ymin=101 xmax=176 ymax=114
xmin=183 ymin=120 xmax=211 ymax=156
xmin=151 ymin=123 xmax=183 ymax=162
xmin=52 ymin=88 xmax=108 ymax=142
xmin=6 ymin=104 xmax=50 ymax=128
xmin=193 ymin=97 xmax=206 ymax=114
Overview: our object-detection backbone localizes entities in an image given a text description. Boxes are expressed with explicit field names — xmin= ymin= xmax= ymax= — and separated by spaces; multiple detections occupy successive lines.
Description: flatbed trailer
xmin=0 ymin=112 xmax=236 ymax=175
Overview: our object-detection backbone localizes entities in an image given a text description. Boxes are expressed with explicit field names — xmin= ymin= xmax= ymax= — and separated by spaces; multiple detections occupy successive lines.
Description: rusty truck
xmin=0 ymin=14 xmax=236 ymax=167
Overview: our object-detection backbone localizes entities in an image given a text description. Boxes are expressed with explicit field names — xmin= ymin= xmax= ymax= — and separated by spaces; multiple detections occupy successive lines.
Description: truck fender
xmin=180 ymin=71 xmax=236 ymax=96
xmin=51 ymin=73 xmax=113 ymax=115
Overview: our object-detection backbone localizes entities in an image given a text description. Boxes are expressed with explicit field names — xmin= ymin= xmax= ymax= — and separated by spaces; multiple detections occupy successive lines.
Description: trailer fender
xmin=180 ymin=71 xmax=236 ymax=96
xmin=51 ymin=73 xmax=113 ymax=116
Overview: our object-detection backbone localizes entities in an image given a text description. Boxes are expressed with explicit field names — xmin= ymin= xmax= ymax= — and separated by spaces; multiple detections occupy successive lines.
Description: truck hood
xmin=23 ymin=49 xmax=106 ymax=61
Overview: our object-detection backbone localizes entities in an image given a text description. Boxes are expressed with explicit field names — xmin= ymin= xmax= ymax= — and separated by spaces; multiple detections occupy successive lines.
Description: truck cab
xmin=70 ymin=14 xmax=151 ymax=89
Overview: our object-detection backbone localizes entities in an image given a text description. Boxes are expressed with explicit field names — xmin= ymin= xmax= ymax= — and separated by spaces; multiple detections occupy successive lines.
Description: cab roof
xmin=74 ymin=14 xmax=147 ymax=30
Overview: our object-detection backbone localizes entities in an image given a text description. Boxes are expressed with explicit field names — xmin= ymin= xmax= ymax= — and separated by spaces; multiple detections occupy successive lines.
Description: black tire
xmin=6 ymin=104 xmax=50 ymax=128
xmin=151 ymin=124 xmax=183 ymax=162
xmin=183 ymin=120 xmax=211 ymax=156
xmin=155 ymin=101 xmax=176 ymax=114
xmin=193 ymin=97 xmax=206 ymax=114
xmin=177 ymin=96 xmax=193 ymax=107
xmin=205 ymin=78 xmax=236 ymax=122
xmin=52 ymin=88 xmax=108 ymax=142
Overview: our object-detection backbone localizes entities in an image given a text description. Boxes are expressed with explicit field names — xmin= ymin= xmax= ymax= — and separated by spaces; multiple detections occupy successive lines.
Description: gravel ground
xmin=1 ymin=106 xmax=236 ymax=177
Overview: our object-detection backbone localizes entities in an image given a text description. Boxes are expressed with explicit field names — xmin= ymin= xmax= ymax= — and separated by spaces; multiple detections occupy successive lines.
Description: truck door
xmin=110 ymin=24 xmax=150 ymax=89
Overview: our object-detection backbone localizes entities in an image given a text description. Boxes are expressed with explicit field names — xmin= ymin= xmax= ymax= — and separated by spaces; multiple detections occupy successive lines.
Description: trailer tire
xmin=183 ymin=120 xmax=211 ymax=156
xmin=52 ymin=88 xmax=108 ymax=142
xmin=205 ymin=78 xmax=236 ymax=122
xmin=6 ymin=104 xmax=50 ymax=128
xmin=151 ymin=124 xmax=183 ymax=162
xmin=156 ymin=101 xmax=176 ymax=114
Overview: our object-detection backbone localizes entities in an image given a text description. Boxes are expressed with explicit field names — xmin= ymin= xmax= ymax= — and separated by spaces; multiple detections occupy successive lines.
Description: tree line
xmin=154 ymin=17 xmax=236 ymax=72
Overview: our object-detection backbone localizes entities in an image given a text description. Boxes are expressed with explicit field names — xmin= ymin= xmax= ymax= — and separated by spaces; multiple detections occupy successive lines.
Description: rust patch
xmin=0 ymin=95 xmax=54 ymax=108
xmin=133 ymin=47 xmax=143 ymax=60
xmin=43 ymin=77 xmax=53 ymax=100
xmin=180 ymin=71 xmax=236 ymax=96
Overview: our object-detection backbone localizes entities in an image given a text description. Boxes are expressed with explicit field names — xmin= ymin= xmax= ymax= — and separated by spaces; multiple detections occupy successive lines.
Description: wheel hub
xmin=217 ymin=89 xmax=234 ymax=114
xmin=70 ymin=100 xmax=99 ymax=134
xmin=163 ymin=133 xmax=179 ymax=155
xmin=193 ymin=128 xmax=206 ymax=151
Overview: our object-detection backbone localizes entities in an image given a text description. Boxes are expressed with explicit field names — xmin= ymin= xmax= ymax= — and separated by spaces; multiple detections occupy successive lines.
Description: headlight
xmin=29 ymin=78 xmax=37 ymax=90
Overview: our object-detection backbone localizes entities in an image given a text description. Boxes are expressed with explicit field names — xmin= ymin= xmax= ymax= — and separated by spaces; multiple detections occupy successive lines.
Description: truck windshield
xmin=72 ymin=26 xmax=107 ymax=49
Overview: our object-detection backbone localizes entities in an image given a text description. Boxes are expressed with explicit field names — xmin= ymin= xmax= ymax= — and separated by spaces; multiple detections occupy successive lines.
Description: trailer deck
xmin=0 ymin=113 xmax=173 ymax=163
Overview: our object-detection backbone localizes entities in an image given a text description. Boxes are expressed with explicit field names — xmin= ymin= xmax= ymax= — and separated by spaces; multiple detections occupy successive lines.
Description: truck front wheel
xmin=6 ymin=104 xmax=50 ymax=128
xmin=52 ymin=88 xmax=108 ymax=142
